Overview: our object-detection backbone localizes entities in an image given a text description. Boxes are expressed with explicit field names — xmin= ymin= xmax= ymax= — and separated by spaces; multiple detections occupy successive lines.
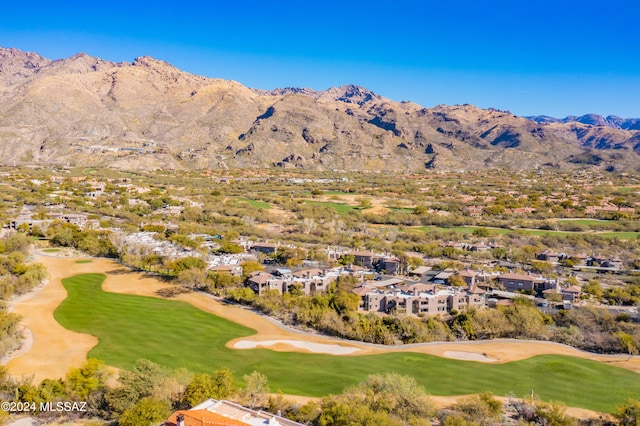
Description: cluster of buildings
xmin=7 ymin=205 xmax=94 ymax=231
xmin=354 ymin=281 xmax=486 ymax=315
xmin=536 ymin=249 xmax=624 ymax=273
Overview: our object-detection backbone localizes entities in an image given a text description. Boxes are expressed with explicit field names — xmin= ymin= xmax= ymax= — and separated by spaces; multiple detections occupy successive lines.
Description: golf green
xmin=54 ymin=273 xmax=640 ymax=413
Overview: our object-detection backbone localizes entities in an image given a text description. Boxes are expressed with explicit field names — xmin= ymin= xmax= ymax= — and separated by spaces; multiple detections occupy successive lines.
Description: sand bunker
xmin=443 ymin=351 xmax=497 ymax=362
xmin=234 ymin=339 xmax=360 ymax=355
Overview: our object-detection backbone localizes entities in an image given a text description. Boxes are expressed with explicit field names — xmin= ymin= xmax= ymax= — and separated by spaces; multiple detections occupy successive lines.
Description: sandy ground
xmin=5 ymin=252 xmax=638 ymax=419
xmin=304 ymin=193 xmax=414 ymax=215
xmin=443 ymin=350 xmax=496 ymax=362
xmin=234 ymin=339 xmax=361 ymax=355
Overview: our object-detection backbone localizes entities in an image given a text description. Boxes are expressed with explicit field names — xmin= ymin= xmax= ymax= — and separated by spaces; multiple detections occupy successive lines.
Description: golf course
xmin=51 ymin=273 xmax=639 ymax=413
xmin=6 ymin=253 xmax=640 ymax=415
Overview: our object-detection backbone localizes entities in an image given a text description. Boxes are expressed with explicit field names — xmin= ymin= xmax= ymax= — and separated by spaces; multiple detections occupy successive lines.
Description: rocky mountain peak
xmin=47 ymin=52 xmax=116 ymax=75
xmin=0 ymin=47 xmax=639 ymax=172
xmin=326 ymin=84 xmax=380 ymax=106
xmin=0 ymin=47 xmax=52 ymax=85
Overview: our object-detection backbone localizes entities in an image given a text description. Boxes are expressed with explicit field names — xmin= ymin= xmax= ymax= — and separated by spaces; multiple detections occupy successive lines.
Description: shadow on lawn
xmin=155 ymin=286 xmax=190 ymax=298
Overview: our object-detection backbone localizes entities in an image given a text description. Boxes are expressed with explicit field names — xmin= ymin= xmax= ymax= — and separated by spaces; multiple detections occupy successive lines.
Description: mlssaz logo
xmin=40 ymin=401 xmax=88 ymax=412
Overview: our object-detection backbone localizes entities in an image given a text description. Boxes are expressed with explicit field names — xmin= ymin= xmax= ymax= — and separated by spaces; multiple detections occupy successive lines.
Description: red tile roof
xmin=164 ymin=410 xmax=248 ymax=426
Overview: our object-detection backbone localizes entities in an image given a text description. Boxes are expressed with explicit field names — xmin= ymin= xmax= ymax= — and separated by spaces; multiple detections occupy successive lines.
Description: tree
xmin=118 ymin=359 xmax=169 ymax=399
xmin=470 ymin=309 xmax=510 ymax=339
xmin=170 ymin=256 xmax=206 ymax=274
xmin=105 ymin=385 xmax=140 ymax=416
xmin=530 ymin=260 xmax=554 ymax=274
xmin=207 ymin=272 xmax=241 ymax=290
xmin=217 ymin=240 xmax=244 ymax=254
xmin=357 ymin=197 xmax=372 ymax=209
xmin=582 ymin=280 xmax=603 ymax=298
xmin=616 ymin=331 xmax=639 ymax=359
xmin=615 ymin=398 xmax=640 ymax=426
xmin=451 ymin=392 xmax=502 ymax=425
xmin=177 ymin=267 xmax=207 ymax=290
xmin=240 ymin=260 xmax=264 ymax=278
xmin=181 ymin=368 xmax=235 ymax=408
xmin=65 ymin=358 xmax=109 ymax=400
xmin=239 ymin=371 xmax=269 ymax=409
xmin=318 ymin=373 xmax=435 ymax=426
xmin=118 ymin=397 xmax=170 ymax=426
xmin=337 ymin=254 xmax=355 ymax=266
xmin=446 ymin=274 xmax=467 ymax=287
xmin=472 ymin=228 xmax=490 ymax=238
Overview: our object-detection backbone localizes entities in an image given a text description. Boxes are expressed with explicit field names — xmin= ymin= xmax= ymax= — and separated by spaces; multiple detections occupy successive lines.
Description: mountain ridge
xmin=1 ymin=47 xmax=639 ymax=172
xmin=526 ymin=114 xmax=640 ymax=131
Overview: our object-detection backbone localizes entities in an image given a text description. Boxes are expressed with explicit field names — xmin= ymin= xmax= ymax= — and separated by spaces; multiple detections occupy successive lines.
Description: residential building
xmin=252 ymin=242 xmax=278 ymax=254
xmin=350 ymin=250 xmax=377 ymax=268
xmin=496 ymin=273 xmax=538 ymax=293
xmin=163 ymin=398 xmax=303 ymax=426
xmin=356 ymin=285 xmax=485 ymax=316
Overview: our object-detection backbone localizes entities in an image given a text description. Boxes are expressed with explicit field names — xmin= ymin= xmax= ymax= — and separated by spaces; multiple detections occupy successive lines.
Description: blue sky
xmin=2 ymin=0 xmax=639 ymax=118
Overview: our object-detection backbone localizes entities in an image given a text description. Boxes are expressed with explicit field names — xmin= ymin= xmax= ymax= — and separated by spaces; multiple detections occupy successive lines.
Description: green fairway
xmin=597 ymin=231 xmax=640 ymax=239
xmin=42 ymin=248 xmax=60 ymax=253
xmin=304 ymin=200 xmax=359 ymax=214
xmin=75 ymin=259 xmax=93 ymax=264
xmin=555 ymin=219 xmax=611 ymax=226
xmin=55 ymin=273 xmax=640 ymax=413
xmin=236 ymin=197 xmax=271 ymax=209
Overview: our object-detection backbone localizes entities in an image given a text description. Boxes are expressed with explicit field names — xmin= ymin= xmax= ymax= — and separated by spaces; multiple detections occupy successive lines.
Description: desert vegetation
xmin=3 ymin=166 xmax=640 ymax=423
xmin=0 ymin=233 xmax=47 ymax=356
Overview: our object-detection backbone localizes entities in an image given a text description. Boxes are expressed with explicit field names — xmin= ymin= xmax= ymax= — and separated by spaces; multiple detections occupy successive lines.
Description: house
xmin=562 ymin=285 xmax=582 ymax=303
xmin=349 ymin=250 xmax=377 ymax=268
xmin=357 ymin=285 xmax=484 ymax=316
xmin=536 ymin=249 xmax=560 ymax=263
xmin=408 ymin=266 xmax=431 ymax=277
xmin=432 ymin=271 xmax=453 ymax=284
xmin=467 ymin=286 xmax=486 ymax=309
xmin=496 ymin=273 xmax=538 ymax=293
xmin=468 ymin=243 xmax=491 ymax=252
xmin=380 ymin=257 xmax=401 ymax=274
xmin=458 ymin=270 xmax=478 ymax=286
xmin=246 ymin=272 xmax=286 ymax=295
xmin=252 ymin=242 xmax=278 ymax=254
xmin=602 ymin=257 xmax=624 ymax=270
xmin=361 ymin=291 xmax=388 ymax=312
xmin=208 ymin=264 xmax=243 ymax=276
xmin=163 ymin=398 xmax=303 ymax=426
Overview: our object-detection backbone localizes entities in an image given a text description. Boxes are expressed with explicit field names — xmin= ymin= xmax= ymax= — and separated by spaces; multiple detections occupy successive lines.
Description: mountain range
xmin=1 ymin=47 xmax=639 ymax=172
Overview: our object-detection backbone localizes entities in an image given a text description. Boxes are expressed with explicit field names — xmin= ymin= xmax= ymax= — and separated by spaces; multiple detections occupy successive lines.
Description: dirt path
xmin=5 ymin=252 xmax=639 ymax=419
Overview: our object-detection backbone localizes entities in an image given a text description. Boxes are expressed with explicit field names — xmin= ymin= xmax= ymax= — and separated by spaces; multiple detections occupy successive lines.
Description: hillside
xmin=1 ymin=47 xmax=639 ymax=171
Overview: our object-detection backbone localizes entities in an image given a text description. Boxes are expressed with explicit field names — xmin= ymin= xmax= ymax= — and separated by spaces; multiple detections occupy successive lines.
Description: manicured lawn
xmin=597 ymin=231 xmax=640 ymax=239
xmin=54 ymin=273 xmax=640 ymax=413
xmin=236 ymin=197 xmax=271 ymax=209
xmin=42 ymin=248 xmax=60 ymax=253
xmin=75 ymin=260 xmax=93 ymax=264
xmin=616 ymin=187 xmax=640 ymax=193
xmin=304 ymin=200 xmax=360 ymax=214
xmin=555 ymin=219 xmax=611 ymax=226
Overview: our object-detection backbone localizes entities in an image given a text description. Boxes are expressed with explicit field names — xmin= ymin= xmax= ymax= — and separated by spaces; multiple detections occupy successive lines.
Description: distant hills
xmin=1 ymin=47 xmax=639 ymax=172
xmin=527 ymin=114 xmax=640 ymax=131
